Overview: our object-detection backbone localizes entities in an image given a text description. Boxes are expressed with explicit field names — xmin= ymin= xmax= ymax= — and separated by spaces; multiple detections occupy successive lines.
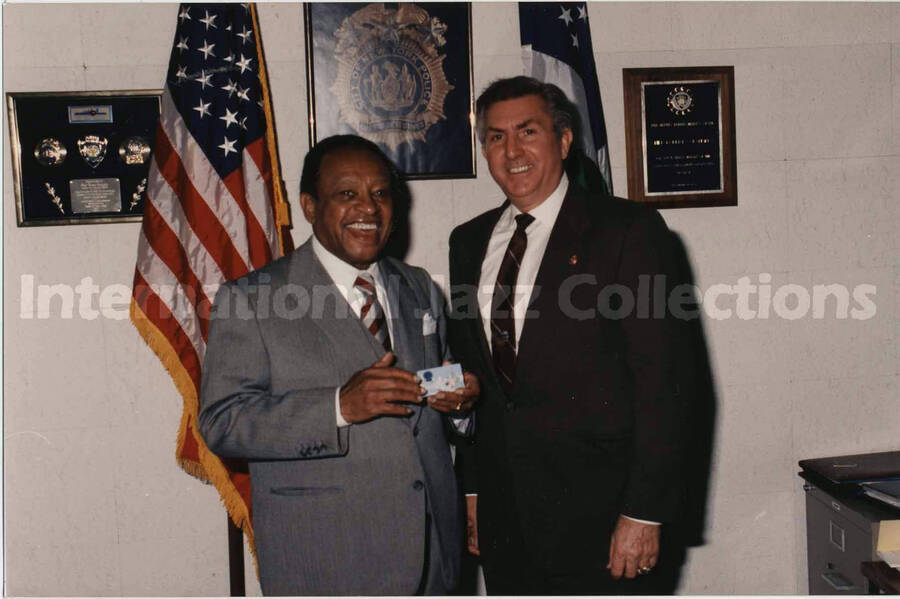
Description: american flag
xmin=520 ymin=2 xmax=613 ymax=194
xmin=130 ymin=3 xmax=290 ymax=557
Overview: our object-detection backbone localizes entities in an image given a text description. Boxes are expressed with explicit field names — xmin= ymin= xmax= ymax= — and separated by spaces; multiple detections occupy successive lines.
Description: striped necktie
xmin=355 ymin=271 xmax=392 ymax=354
xmin=490 ymin=212 xmax=535 ymax=394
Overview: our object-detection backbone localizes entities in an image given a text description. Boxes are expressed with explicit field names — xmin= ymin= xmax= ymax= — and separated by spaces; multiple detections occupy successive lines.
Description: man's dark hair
xmin=299 ymin=134 xmax=402 ymax=200
xmin=474 ymin=76 xmax=582 ymax=147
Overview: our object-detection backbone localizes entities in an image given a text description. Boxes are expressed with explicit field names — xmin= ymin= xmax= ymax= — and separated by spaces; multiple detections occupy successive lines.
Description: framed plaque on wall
xmin=305 ymin=3 xmax=475 ymax=179
xmin=7 ymin=90 xmax=162 ymax=226
xmin=623 ymin=67 xmax=736 ymax=208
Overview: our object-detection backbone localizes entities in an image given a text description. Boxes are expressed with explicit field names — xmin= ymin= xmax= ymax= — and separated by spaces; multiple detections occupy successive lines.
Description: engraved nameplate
xmin=69 ymin=178 xmax=122 ymax=213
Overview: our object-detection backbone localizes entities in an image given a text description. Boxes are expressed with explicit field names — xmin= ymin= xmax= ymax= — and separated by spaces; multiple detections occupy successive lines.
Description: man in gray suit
xmin=199 ymin=135 xmax=478 ymax=595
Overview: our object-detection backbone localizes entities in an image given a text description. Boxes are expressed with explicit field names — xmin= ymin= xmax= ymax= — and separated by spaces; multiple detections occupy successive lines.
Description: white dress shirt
xmin=312 ymin=236 xmax=394 ymax=428
xmin=474 ymin=175 xmax=658 ymax=527
xmin=478 ymin=174 xmax=569 ymax=351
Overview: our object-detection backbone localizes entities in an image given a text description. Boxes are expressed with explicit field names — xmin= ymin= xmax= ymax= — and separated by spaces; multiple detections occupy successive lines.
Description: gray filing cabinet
xmin=802 ymin=474 xmax=899 ymax=594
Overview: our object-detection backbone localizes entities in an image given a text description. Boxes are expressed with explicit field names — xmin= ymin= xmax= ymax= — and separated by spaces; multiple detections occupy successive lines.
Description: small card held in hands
xmin=417 ymin=363 xmax=464 ymax=397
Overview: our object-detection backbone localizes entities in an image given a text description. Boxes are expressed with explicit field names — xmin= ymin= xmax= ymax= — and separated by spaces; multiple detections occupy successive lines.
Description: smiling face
xmin=482 ymin=94 xmax=573 ymax=212
xmin=300 ymin=147 xmax=394 ymax=269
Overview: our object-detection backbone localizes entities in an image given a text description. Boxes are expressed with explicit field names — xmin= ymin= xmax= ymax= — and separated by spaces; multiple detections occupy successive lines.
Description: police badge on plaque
xmin=7 ymin=90 xmax=161 ymax=226
xmin=119 ymin=136 xmax=151 ymax=165
xmin=77 ymin=135 xmax=108 ymax=168
xmin=306 ymin=3 xmax=475 ymax=179
xmin=34 ymin=138 xmax=67 ymax=167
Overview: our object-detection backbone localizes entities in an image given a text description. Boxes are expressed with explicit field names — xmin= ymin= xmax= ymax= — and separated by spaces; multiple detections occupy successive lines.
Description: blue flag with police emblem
xmin=519 ymin=2 xmax=613 ymax=195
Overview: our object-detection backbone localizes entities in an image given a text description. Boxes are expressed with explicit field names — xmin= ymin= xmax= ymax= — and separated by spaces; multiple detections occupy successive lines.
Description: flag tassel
xmin=250 ymin=3 xmax=292 ymax=256
xmin=130 ymin=300 xmax=257 ymax=562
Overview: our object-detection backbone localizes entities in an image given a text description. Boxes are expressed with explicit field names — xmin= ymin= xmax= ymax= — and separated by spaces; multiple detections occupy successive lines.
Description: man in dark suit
xmin=199 ymin=135 xmax=478 ymax=595
xmin=447 ymin=77 xmax=687 ymax=594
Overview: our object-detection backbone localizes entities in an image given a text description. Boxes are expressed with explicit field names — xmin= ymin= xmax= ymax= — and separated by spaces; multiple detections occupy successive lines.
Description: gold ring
xmin=455 ymin=401 xmax=463 ymax=411
xmin=638 ymin=566 xmax=652 ymax=575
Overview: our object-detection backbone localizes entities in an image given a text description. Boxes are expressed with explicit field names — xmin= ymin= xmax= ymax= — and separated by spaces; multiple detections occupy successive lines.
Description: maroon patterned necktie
xmin=355 ymin=272 xmax=392 ymax=354
xmin=490 ymin=212 xmax=534 ymax=394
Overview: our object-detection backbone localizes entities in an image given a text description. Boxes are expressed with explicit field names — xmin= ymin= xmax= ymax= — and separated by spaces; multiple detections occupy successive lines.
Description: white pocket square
xmin=422 ymin=312 xmax=437 ymax=335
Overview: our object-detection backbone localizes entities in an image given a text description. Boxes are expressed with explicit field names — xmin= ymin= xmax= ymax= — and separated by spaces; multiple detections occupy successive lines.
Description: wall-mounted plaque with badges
xmin=7 ymin=90 xmax=161 ymax=226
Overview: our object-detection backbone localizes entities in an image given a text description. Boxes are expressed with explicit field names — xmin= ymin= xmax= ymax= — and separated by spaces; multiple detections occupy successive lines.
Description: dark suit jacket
xmin=447 ymin=182 xmax=687 ymax=575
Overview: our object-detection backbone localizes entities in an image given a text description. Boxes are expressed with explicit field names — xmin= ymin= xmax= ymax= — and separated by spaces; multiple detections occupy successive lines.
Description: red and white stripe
xmin=132 ymin=84 xmax=283 ymax=385
xmin=354 ymin=273 xmax=392 ymax=353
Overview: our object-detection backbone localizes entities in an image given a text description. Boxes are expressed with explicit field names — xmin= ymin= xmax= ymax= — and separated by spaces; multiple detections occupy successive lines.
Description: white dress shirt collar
xmin=503 ymin=172 xmax=568 ymax=229
xmin=310 ymin=235 xmax=386 ymax=310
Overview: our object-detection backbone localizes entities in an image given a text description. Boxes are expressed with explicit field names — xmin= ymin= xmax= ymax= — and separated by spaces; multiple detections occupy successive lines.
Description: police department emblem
xmin=77 ymin=135 xmax=108 ymax=168
xmin=331 ymin=3 xmax=454 ymax=150
xmin=667 ymin=86 xmax=693 ymax=116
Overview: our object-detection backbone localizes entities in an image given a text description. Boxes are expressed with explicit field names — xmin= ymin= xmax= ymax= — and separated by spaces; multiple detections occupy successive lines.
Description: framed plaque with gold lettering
xmin=623 ymin=67 xmax=736 ymax=208
xmin=7 ymin=90 xmax=161 ymax=226
xmin=305 ymin=3 xmax=475 ymax=179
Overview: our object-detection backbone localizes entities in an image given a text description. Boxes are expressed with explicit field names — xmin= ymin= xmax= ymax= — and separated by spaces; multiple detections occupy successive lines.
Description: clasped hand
xmin=339 ymin=353 xmax=479 ymax=423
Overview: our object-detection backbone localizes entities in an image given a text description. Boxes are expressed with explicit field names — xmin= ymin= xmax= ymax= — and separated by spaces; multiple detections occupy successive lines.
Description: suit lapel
xmin=379 ymin=260 xmax=426 ymax=426
xmin=458 ymin=203 xmax=508 ymax=395
xmin=291 ymin=242 xmax=384 ymax=369
xmin=380 ymin=260 xmax=422 ymax=372
xmin=514 ymin=185 xmax=593 ymax=391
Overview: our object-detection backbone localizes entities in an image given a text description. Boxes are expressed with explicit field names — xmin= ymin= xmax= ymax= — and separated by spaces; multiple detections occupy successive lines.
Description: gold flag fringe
xmin=130 ymin=300 xmax=258 ymax=570
xmin=251 ymin=3 xmax=292 ymax=258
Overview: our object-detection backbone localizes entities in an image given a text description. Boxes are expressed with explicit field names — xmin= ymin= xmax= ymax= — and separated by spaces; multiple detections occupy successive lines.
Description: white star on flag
xmin=220 ymin=108 xmax=239 ymax=129
xmin=558 ymin=7 xmax=573 ymax=26
xmin=218 ymin=137 xmax=237 ymax=156
xmin=225 ymin=24 xmax=232 ymax=32
xmin=195 ymin=70 xmax=213 ymax=90
xmin=239 ymin=116 xmax=248 ymax=130
xmin=222 ymin=79 xmax=238 ymax=97
xmin=223 ymin=53 xmax=234 ymax=63
xmin=178 ymin=7 xmax=191 ymax=22
xmin=236 ymin=86 xmax=251 ymax=103
xmin=236 ymin=54 xmax=254 ymax=74
xmin=200 ymin=10 xmax=218 ymax=30
xmin=175 ymin=65 xmax=188 ymax=80
xmin=193 ymin=100 xmax=211 ymax=118
xmin=198 ymin=40 xmax=216 ymax=60
xmin=578 ymin=5 xmax=587 ymax=21
xmin=176 ymin=36 xmax=189 ymax=53
xmin=238 ymin=26 xmax=253 ymax=44
xmin=571 ymin=33 xmax=579 ymax=48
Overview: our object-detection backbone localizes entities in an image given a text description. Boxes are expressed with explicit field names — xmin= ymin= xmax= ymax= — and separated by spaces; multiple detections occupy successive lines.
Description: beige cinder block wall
xmin=4 ymin=3 xmax=899 ymax=596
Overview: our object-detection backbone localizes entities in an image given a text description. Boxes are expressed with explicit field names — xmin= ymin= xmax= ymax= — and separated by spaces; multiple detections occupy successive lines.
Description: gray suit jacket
xmin=199 ymin=240 xmax=463 ymax=595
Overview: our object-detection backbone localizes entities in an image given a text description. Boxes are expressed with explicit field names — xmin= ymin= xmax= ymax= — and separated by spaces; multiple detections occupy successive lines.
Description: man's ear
xmin=560 ymin=128 xmax=574 ymax=160
xmin=299 ymin=192 xmax=317 ymax=225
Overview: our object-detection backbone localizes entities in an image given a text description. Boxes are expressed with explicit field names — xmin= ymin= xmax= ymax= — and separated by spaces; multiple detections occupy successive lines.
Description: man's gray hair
xmin=474 ymin=76 xmax=582 ymax=146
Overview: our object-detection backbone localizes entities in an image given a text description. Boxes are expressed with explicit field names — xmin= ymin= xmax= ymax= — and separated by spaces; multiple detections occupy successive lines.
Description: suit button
xmin=412 ymin=480 xmax=424 ymax=491
xmin=505 ymin=401 xmax=515 ymax=412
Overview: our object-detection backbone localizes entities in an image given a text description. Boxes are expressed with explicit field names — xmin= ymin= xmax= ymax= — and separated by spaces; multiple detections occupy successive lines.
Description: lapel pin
xmin=569 ymin=254 xmax=578 ymax=266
